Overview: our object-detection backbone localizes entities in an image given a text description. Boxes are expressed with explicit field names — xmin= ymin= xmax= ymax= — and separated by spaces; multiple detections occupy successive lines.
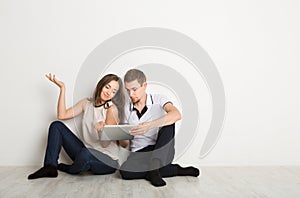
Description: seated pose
xmin=119 ymin=69 xmax=200 ymax=187
xmin=28 ymin=73 xmax=128 ymax=179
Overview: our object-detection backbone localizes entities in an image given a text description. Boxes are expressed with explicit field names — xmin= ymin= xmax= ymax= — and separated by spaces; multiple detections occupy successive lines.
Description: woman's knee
xmin=48 ymin=121 xmax=72 ymax=138
xmin=49 ymin=120 xmax=65 ymax=131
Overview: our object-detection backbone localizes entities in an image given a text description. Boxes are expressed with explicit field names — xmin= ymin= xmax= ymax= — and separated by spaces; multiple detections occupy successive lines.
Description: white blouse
xmin=81 ymin=100 xmax=119 ymax=160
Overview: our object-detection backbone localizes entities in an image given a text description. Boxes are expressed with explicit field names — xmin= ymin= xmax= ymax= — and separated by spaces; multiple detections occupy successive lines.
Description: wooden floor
xmin=1 ymin=166 xmax=300 ymax=197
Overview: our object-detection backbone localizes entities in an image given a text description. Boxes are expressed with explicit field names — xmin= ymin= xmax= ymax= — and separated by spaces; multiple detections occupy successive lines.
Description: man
xmin=119 ymin=69 xmax=199 ymax=187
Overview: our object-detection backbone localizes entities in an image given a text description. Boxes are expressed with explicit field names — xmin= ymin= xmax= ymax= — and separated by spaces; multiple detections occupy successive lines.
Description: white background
xmin=1 ymin=0 xmax=300 ymax=166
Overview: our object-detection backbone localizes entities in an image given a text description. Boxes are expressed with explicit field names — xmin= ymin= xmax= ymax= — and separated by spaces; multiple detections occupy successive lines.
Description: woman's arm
xmin=46 ymin=73 xmax=87 ymax=120
xmin=106 ymin=105 xmax=129 ymax=148
xmin=97 ymin=105 xmax=117 ymax=147
xmin=98 ymin=105 xmax=129 ymax=148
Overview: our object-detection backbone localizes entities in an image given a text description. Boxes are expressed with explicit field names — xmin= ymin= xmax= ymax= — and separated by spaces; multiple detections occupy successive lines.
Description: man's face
xmin=125 ymin=80 xmax=147 ymax=104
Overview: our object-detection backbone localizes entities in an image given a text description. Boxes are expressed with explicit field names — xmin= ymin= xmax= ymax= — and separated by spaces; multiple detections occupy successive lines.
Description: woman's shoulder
xmin=107 ymin=101 xmax=117 ymax=111
xmin=107 ymin=100 xmax=114 ymax=106
xmin=81 ymin=98 xmax=92 ymax=111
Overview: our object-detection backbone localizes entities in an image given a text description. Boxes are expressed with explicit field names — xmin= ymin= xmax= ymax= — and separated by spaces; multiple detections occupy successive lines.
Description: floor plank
xmin=0 ymin=166 xmax=300 ymax=197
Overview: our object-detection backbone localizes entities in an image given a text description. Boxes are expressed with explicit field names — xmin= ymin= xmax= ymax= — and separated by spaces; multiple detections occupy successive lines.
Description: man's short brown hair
xmin=124 ymin=69 xmax=146 ymax=86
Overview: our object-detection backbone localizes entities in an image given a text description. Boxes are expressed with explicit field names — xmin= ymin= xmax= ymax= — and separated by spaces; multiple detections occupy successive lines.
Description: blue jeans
xmin=44 ymin=121 xmax=118 ymax=175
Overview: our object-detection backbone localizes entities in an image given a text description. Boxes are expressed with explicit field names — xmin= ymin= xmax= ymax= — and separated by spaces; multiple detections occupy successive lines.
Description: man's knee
xmin=161 ymin=123 xmax=175 ymax=130
xmin=158 ymin=123 xmax=175 ymax=137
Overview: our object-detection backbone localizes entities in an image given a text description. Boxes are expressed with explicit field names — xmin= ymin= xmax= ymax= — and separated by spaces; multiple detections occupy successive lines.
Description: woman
xmin=28 ymin=73 xmax=128 ymax=179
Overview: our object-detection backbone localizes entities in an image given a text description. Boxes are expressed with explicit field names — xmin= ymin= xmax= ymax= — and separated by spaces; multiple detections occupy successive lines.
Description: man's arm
xmin=151 ymin=102 xmax=181 ymax=127
xmin=129 ymin=102 xmax=181 ymax=135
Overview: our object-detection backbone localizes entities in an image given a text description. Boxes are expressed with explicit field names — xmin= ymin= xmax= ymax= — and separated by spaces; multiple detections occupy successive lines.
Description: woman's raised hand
xmin=45 ymin=73 xmax=65 ymax=88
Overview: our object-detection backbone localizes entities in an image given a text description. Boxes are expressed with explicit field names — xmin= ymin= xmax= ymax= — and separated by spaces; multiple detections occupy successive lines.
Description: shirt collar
xmin=129 ymin=93 xmax=152 ymax=111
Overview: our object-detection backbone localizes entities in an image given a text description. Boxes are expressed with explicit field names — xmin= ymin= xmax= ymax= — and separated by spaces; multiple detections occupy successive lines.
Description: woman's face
xmin=100 ymin=80 xmax=119 ymax=103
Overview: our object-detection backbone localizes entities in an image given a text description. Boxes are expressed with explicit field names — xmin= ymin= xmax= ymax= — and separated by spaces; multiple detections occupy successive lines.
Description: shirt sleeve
xmin=154 ymin=94 xmax=172 ymax=108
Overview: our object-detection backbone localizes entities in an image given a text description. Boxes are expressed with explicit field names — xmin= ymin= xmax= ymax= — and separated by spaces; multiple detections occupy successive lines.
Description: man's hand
xmin=129 ymin=122 xmax=152 ymax=135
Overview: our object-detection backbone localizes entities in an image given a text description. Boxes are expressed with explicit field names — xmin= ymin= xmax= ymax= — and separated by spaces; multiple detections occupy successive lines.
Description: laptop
xmin=100 ymin=125 xmax=135 ymax=140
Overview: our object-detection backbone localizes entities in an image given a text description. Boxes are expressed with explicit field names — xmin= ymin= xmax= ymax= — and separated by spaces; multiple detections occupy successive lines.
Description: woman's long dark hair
xmin=93 ymin=74 xmax=125 ymax=124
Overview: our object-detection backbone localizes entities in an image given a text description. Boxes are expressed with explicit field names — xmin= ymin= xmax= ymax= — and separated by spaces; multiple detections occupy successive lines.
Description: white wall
xmin=1 ymin=0 xmax=300 ymax=166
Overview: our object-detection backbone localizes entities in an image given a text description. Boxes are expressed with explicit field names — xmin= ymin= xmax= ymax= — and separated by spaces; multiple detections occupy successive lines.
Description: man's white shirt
xmin=125 ymin=93 xmax=172 ymax=152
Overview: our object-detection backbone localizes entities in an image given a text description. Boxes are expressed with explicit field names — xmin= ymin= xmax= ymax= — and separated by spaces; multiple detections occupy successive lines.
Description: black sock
xmin=146 ymin=169 xmax=166 ymax=187
xmin=145 ymin=158 xmax=166 ymax=187
xmin=175 ymin=164 xmax=200 ymax=177
xmin=57 ymin=163 xmax=71 ymax=173
xmin=28 ymin=165 xmax=58 ymax=180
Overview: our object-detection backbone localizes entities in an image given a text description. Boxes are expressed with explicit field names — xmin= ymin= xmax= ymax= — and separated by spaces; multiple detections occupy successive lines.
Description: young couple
xmin=28 ymin=69 xmax=199 ymax=187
